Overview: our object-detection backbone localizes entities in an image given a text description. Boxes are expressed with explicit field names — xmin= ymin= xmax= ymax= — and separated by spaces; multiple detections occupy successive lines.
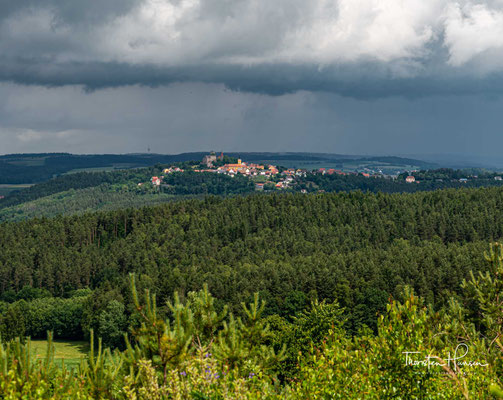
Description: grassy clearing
xmin=30 ymin=340 xmax=89 ymax=369
xmin=63 ymin=164 xmax=137 ymax=175
xmin=4 ymin=158 xmax=46 ymax=166
xmin=0 ymin=184 xmax=34 ymax=196
xmin=0 ymin=186 xmax=179 ymax=222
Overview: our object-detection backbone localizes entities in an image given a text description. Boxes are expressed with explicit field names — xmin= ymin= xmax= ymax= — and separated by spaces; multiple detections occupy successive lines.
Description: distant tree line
xmin=295 ymin=169 xmax=503 ymax=193
xmin=398 ymin=167 xmax=502 ymax=181
xmin=161 ymin=172 xmax=254 ymax=195
xmin=0 ymin=153 xmax=213 ymax=184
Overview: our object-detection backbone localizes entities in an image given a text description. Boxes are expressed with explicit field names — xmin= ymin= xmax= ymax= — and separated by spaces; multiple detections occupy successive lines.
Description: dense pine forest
xmin=0 ymin=188 xmax=502 ymax=398
xmin=296 ymin=169 xmax=503 ymax=193
xmin=1 ymin=188 xmax=503 ymax=336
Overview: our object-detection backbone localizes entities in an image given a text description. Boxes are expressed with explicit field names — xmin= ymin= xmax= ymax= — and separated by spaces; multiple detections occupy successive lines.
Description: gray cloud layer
xmin=1 ymin=82 xmax=502 ymax=158
xmin=4 ymin=57 xmax=503 ymax=99
xmin=2 ymin=0 xmax=503 ymax=97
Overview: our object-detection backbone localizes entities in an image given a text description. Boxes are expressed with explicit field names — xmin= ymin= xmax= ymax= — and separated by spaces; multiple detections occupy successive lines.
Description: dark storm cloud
xmin=1 ymin=0 xmax=503 ymax=98
xmin=3 ymin=56 xmax=503 ymax=100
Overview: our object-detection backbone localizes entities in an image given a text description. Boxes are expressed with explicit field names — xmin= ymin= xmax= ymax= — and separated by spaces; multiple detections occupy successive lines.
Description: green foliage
xmin=295 ymin=168 xmax=503 ymax=194
xmin=0 ymin=171 xmax=256 ymax=222
xmin=125 ymin=275 xmax=284 ymax=382
xmin=281 ymin=291 xmax=307 ymax=320
xmin=213 ymin=293 xmax=285 ymax=373
xmin=188 ymin=283 xmax=228 ymax=344
xmin=82 ymin=287 xmax=124 ymax=345
xmin=96 ymin=300 xmax=128 ymax=350
xmin=490 ymin=384 xmax=503 ymax=398
xmin=83 ymin=330 xmax=124 ymax=398
xmin=278 ymin=299 xmax=346 ymax=379
xmin=399 ymin=168 xmax=502 ymax=182
xmin=122 ymin=353 xmax=275 ymax=400
xmin=0 ymin=184 xmax=180 ymax=222
xmin=0 ymin=303 xmax=26 ymax=343
xmin=15 ymin=285 xmax=52 ymax=301
xmin=161 ymin=172 xmax=254 ymax=196
xmin=462 ymin=243 xmax=503 ymax=345
xmin=288 ymin=247 xmax=503 ymax=399
xmin=0 ymin=333 xmax=92 ymax=399
xmin=1 ymin=188 xmax=503 ymax=350
xmin=125 ymin=274 xmax=194 ymax=382
xmin=24 ymin=297 xmax=88 ymax=339
xmin=0 ymin=245 xmax=500 ymax=398
xmin=290 ymin=289 xmax=498 ymax=399
xmin=1 ymin=187 xmax=503 ymax=397
xmin=0 ymin=152 xmax=210 ymax=185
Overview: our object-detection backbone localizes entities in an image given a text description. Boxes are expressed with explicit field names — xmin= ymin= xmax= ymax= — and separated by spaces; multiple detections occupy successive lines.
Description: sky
xmin=1 ymin=0 xmax=503 ymax=159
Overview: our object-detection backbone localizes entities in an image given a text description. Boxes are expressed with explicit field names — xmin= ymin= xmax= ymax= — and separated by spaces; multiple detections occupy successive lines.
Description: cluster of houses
xmin=143 ymin=153 xmax=309 ymax=191
xmin=211 ymin=159 xmax=277 ymax=177
xmin=161 ymin=153 xmax=279 ymax=177
xmin=205 ymin=156 xmax=312 ymax=190
xmin=317 ymin=168 xmax=352 ymax=176
xmin=145 ymin=152 xmax=403 ymax=191
xmin=162 ymin=166 xmax=185 ymax=174
xmin=144 ymin=153 xmax=503 ymax=191
xmin=255 ymin=174 xmax=296 ymax=191
xmin=203 ymin=156 xmax=304 ymax=190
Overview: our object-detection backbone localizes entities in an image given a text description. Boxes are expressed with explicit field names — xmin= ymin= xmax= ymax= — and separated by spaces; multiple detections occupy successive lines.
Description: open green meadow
xmin=0 ymin=184 xmax=34 ymax=196
xmin=30 ymin=340 xmax=89 ymax=369
xmin=63 ymin=164 xmax=137 ymax=175
xmin=4 ymin=157 xmax=47 ymax=167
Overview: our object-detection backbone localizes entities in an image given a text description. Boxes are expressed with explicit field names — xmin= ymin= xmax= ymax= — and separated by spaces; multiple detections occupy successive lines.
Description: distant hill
xmin=223 ymin=153 xmax=436 ymax=168
xmin=0 ymin=152 xmax=436 ymax=185
xmin=0 ymin=153 xmax=209 ymax=184
xmin=0 ymin=151 xmax=443 ymax=222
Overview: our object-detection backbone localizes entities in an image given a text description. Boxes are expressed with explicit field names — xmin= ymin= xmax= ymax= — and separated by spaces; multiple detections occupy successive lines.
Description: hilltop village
xmin=143 ymin=152 xmax=503 ymax=193
xmin=150 ymin=152 xmax=301 ymax=190
xmin=145 ymin=152 xmax=406 ymax=192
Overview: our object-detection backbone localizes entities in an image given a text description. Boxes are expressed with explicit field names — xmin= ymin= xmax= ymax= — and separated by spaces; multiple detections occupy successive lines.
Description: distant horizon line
xmin=0 ymin=150 xmax=481 ymax=158
xmin=1 ymin=151 xmax=501 ymax=168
